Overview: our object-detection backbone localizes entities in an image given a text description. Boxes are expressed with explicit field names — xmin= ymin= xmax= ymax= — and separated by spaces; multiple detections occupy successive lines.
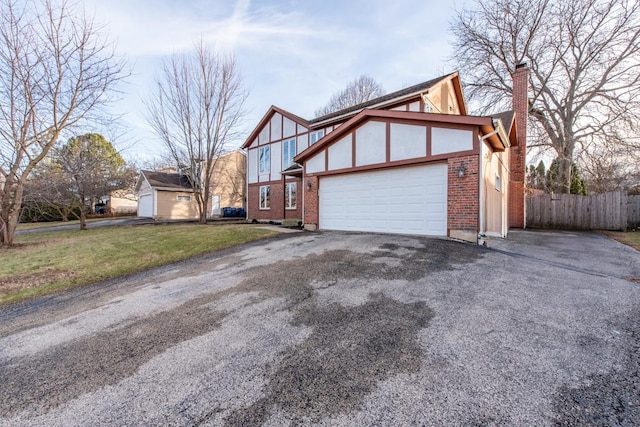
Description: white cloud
xmin=82 ymin=0 xmax=470 ymax=160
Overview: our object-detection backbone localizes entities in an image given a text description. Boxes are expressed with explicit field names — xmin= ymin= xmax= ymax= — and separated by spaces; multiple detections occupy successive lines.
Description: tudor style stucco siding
xmin=246 ymin=109 xmax=308 ymax=222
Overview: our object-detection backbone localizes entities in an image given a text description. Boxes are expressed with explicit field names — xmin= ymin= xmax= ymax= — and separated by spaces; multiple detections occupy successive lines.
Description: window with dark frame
xmin=259 ymin=146 xmax=270 ymax=174
xmin=283 ymin=138 xmax=296 ymax=169
xmin=310 ymin=130 xmax=324 ymax=145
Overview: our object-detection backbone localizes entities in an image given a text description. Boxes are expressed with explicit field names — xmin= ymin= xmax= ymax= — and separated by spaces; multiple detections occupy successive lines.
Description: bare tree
xmin=450 ymin=0 xmax=640 ymax=193
xmin=0 ymin=0 xmax=126 ymax=245
xmin=315 ymin=75 xmax=385 ymax=117
xmin=146 ymin=41 xmax=247 ymax=224
xmin=579 ymin=142 xmax=639 ymax=193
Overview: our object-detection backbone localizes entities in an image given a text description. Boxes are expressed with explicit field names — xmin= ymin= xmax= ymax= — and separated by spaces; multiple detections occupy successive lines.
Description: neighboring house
xmin=135 ymin=150 xmax=246 ymax=220
xmin=105 ymin=190 xmax=138 ymax=214
xmin=242 ymin=66 xmax=529 ymax=243
xmin=210 ymin=150 xmax=246 ymax=215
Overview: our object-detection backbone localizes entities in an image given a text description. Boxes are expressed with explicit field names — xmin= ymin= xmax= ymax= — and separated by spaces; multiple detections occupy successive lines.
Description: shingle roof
xmin=493 ymin=110 xmax=515 ymax=132
xmin=309 ymin=73 xmax=456 ymax=124
xmin=141 ymin=170 xmax=192 ymax=190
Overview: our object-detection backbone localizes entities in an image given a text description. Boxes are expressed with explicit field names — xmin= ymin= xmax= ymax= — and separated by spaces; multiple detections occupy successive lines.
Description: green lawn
xmin=603 ymin=230 xmax=640 ymax=252
xmin=16 ymin=217 xmax=110 ymax=231
xmin=0 ymin=224 xmax=277 ymax=305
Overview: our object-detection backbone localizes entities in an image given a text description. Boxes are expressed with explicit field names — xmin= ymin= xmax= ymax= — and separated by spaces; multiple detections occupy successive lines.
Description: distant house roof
xmin=139 ymin=170 xmax=193 ymax=191
xmin=309 ymin=73 xmax=459 ymax=125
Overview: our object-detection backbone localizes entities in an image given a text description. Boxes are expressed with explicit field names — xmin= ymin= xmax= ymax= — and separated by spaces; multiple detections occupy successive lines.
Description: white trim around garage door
xmin=318 ymin=163 xmax=447 ymax=236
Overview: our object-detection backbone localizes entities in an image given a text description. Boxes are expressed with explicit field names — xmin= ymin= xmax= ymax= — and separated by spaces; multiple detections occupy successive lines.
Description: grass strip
xmin=602 ymin=230 xmax=640 ymax=252
xmin=0 ymin=224 xmax=277 ymax=305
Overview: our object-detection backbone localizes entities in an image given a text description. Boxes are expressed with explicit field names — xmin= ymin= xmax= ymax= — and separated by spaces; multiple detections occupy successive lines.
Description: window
xmin=259 ymin=146 xmax=270 ymax=174
xmin=283 ymin=138 xmax=296 ymax=169
xmin=176 ymin=195 xmax=191 ymax=202
xmin=495 ymin=174 xmax=502 ymax=192
xmin=310 ymin=130 xmax=324 ymax=145
xmin=259 ymin=185 xmax=270 ymax=209
xmin=285 ymin=182 xmax=297 ymax=209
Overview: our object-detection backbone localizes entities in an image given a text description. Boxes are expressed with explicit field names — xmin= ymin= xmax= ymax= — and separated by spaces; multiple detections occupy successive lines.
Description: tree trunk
xmin=199 ymin=192 xmax=208 ymax=224
xmin=558 ymin=156 xmax=572 ymax=194
xmin=1 ymin=178 xmax=25 ymax=246
xmin=79 ymin=194 xmax=87 ymax=230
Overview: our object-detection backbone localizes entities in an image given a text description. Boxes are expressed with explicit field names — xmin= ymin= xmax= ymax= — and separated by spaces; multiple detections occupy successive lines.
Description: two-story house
xmin=242 ymin=66 xmax=528 ymax=243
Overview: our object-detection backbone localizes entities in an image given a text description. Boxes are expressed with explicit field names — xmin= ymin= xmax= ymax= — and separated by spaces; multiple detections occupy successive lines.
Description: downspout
xmin=301 ymin=172 xmax=305 ymax=229
xmin=478 ymin=137 xmax=486 ymax=245
xmin=245 ymin=154 xmax=249 ymax=222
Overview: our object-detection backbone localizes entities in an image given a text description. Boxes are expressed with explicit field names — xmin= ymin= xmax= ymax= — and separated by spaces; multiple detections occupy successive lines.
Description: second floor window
xmin=283 ymin=138 xmax=296 ymax=169
xmin=259 ymin=146 xmax=270 ymax=174
xmin=310 ymin=130 xmax=324 ymax=145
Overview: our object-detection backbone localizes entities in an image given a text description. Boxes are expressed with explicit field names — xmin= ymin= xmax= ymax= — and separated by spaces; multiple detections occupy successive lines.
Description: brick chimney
xmin=508 ymin=62 xmax=529 ymax=228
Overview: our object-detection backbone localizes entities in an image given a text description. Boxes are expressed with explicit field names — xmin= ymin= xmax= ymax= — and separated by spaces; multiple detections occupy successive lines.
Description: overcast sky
xmin=83 ymin=0 xmax=468 ymax=162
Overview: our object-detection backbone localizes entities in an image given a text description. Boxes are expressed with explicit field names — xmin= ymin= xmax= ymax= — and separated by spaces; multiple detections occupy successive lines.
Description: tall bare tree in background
xmin=315 ymin=75 xmax=385 ymax=117
xmin=147 ymin=41 xmax=247 ymax=224
xmin=450 ymin=0 xmax=640 ymax=193
xmin=0 ymin=0 xmax=126 ymax=246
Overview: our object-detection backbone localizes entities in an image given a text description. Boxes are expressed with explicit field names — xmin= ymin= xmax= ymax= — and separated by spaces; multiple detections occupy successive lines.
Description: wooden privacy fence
xmin=526 ymin=190 xmax=640 ymax=231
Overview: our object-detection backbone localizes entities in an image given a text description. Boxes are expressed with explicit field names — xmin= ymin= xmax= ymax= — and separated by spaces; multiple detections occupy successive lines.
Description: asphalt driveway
xmin=1 ymin=230 xmax=640 ymax=426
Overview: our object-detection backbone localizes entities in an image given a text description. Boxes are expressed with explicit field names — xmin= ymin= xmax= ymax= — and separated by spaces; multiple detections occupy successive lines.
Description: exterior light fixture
xmin=306 ymin=181 xmax=312 ymax=191
xmin=458 ymin=162 xmax=467 ymax=178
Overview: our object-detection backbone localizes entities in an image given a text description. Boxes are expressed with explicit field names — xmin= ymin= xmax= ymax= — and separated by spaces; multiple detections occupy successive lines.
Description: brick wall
xmin=247 ymin=182 xmax=284 ymax=221
xmin=248 ymin=178 xmax=303 ymax=222
xmin=284 ymin=178 xmax=303 ymax=220
xmin=509 ymin=64 xmax=529 ymax=228
xmin=303 ymin=175 xmax=319 ymax=230
xmin=448 ymin=155 xmax=479 ymax=232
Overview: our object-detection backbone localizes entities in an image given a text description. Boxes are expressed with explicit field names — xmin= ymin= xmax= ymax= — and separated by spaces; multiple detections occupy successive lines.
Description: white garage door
xmin=138 ymin=193 xmax=153 ymax=217
xmin=319 ymin=163 xmax=447 ymax=236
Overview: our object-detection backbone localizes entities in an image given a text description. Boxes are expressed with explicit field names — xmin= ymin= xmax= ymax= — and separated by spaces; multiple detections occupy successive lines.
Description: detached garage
xmin=134 ymin=170 xmax=198 ymax=220
xmin=319 ymin=164 xmax=447 ymax=236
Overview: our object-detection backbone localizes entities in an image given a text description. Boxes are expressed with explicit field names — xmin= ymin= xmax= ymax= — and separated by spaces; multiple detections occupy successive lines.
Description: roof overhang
xmin=295 ymin=109 xmax=494 ymax=163
xmin=310 ymin=72 xmax=466 ymax=128
xmin=480 ymin=119 xmax=511 ymax=152
xmin=281 ymin=163 xmax=303 ymax=177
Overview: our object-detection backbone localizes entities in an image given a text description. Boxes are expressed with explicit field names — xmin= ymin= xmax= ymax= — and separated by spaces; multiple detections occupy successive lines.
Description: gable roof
xmin=492 ymin=110 xmax=518 ymax=147
xmin=137 ymin=170 xmax=193 ymax=192
xmin=242 ymin=72 xmax=468 ymax=150
xmin=310 ymin=72 xmax=466 ymax=126
xmin=295 ymin=109 xmax=499 ymax=163
xmin=241 ymin=105 xmax=310 ymax=149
